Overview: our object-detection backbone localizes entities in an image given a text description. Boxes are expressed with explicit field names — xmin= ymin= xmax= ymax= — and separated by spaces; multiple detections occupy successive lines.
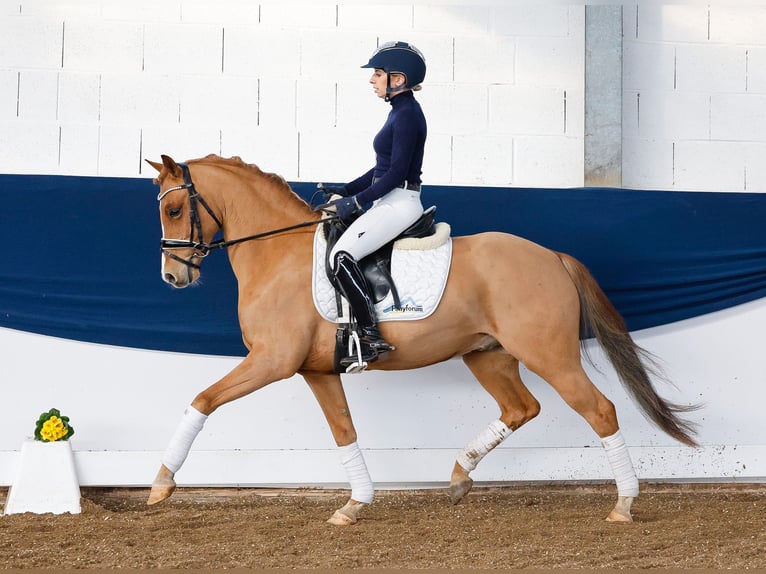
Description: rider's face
xmin=369 ymin=69 xmax=405 ymax=99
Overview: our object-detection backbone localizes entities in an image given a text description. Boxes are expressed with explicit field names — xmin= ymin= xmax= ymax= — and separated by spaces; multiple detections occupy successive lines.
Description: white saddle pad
xmin=312 ymin=223 xmax=452 ymax=323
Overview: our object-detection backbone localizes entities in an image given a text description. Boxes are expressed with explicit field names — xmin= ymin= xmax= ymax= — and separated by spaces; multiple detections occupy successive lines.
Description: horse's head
xmin=147 ymin=154 xmax=223 ymax=288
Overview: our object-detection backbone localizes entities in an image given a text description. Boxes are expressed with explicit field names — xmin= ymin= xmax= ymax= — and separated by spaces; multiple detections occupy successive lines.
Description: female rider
xmin=323 ymin=40 xmax=427 ymax=366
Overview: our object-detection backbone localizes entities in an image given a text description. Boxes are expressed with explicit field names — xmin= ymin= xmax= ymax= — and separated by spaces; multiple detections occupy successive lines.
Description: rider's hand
xmin=330 ymin=196 xmax=363 ymax=224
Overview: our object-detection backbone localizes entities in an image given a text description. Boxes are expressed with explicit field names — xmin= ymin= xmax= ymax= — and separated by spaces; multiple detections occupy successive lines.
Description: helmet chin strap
xmin=384 ymin=73 xmax=406 ymax=102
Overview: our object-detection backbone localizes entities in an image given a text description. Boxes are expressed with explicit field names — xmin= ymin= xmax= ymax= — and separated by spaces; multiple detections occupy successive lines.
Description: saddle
xmin=323 ymin=205 xmax=438 ymax=310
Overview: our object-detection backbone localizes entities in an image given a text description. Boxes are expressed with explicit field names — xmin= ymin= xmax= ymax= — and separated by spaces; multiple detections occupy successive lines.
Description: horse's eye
xmin=168 ymin=207 xmax=182 ymax=219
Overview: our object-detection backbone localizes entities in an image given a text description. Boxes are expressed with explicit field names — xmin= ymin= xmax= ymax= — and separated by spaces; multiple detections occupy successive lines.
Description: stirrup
xmin=341 ymin=330 xmax=372 ymax=374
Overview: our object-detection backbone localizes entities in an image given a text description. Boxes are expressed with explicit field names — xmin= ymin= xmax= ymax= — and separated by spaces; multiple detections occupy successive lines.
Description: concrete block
xmin=710 ymin=6 xmax=766 ymax=45
xmin=57 ymin=72 xmax=100 ymax=123
xmin=674 ymin=141 xmax=747 ymax=192
xmin=144 ymin=22 xmax=223 ymax=75
xmin=221 ymin=126 xmax=299 ymax=181
xmin=636 ymin=91 xmax=711 ymax=140
xmin=1 ymin=3 xmax=20 ymax=16
xmin=421 ymin=132 xmax=452 ymax=186
xmin=489 ymin=85 xmax=564 ymax=135
xmin=299 ymin=128 xmax=373 ymax=182
xmin=98 ymin=125 xmax=142 ymax=176
xmin=417 ymin=83 xmax=487 ymax=136
xmin=100 ymin=73 xmax=179 ymax=126
xmin=0 ymin=71 xmax=18 ymax=119
xmin=491 ymin=6 xmax=573 ymax=37
xmin=257 ymin=78 xmax=297 ymax=130
xmin=622 ymin=91 xmax=639 ymax=140
xmin=623 ymin=41 xmax=676 ymax=92
xmin=744 ymin=142 xmax=766 ymax=192
xmin=224 ymin=26 xmax=301 ymax=78
xmin=676 ymin=44 xmax=746 ymax=93
xmin=336 ymin=80 xmax=386 ymax=133
xmin=17 ymin=71 xmax=58 ymax=120
xmin=259 ymin=4 xmax=337 ymax=29
xmin=179 ymin=75 xmax=259 ymax=129
xmin=451 ymin=134 xmax=513 ymax=186
xmin=0 ymin=16 xmax=62 ymax=68
xmin=141 ymin=126 xmax=223 ymax=173
xmin=636 ymin=5 xmax=709 ymax=43
xmin=711 ymin=93 xmax=766 ymax=142
xmin=181 ymin=2 xmax=260 ymax=25
xmin=746 ymin=47 xmax=766 ymax=94
xmin=0 ymin=121 xmax=59 ymax=174
xmin=103 ymin=1 xmax=180 ymax=22
xmin=300 ymin=30 xmax=372 ymax=81
xmin=454 ymin=34 xmax=515 ymax=84
xmin=413 ymin=5 xmax=490 ymax=34
xmin=340 ymin=5 xmax=414 ymax=31
xmin=517 ymin=36 xmax=582 ymax=88
xmin=20 ymin=0 xmax=98 ymax=18
xmin=63 ymin=20 xmax=143 ymax=73
xmin=59 ymin=124 xmax=99 ymax=175
xmin=3 ymin=440 xmax=81 ymax=515
xmin=296 ymin=79 xmax=336 ymax=131
xmin=565 ymin=89 xmax=584 ymax=138
xmin=514 ymin=136 xmax=583 ymax=188
xmin=622 ymin=138 xmax=674 ymax=191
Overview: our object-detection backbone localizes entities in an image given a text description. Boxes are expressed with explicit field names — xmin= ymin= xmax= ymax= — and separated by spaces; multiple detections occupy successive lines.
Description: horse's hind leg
xmin=303 ymin=372 xmax=371 ymax=526
xmin=451 ymin=350 xmax=541 ymax=504
xmin=530 ymin=358 xmax=638 ymax=523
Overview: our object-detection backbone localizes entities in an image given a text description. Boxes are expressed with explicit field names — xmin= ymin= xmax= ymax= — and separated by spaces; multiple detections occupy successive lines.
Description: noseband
xmin=158 ymin=163 xmax=332 ymax=270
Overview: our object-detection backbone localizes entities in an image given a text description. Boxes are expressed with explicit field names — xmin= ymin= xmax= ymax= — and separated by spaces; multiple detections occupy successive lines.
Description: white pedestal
xmin=3 ymin=439 xmax=81 ymax=515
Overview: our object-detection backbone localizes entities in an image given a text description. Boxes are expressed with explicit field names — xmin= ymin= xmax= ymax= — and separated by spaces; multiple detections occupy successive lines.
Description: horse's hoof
xmin=449 ymin=477 xmax=474 ymax=505
xmin=327 ymin=509 xmax=357 ymax=526
xmin=147 ymin=482 xmax=176 ymax=505
xmin=605 ymin=495 xmax=634 ymax=523
xmin=327 ymin=500 xmax=365 ymax=526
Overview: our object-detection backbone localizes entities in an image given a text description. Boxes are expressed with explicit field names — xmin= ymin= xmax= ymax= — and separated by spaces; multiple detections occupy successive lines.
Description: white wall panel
xmin=635 ymin=5 xmax=709 ymax=43
xmin=180 ymin=2 xmax=260 ymax=26
xmin=0 ymin=121 xmax=59 ymax=174
xmin=419 ymin=84 xmax=488 ymax=136
xmin=514 ymin=136 xmax=583 ymax=188
xmin=341 ymin=4 xmax=414 ymax=31
xmin=623 ymin=41 xmax=675 ymax=92
xmin=747 ymin=47 xmax=766 ymax=94
xmin=451 ymin=134 xmax=512 ymax=185
xmin=295 ymin=78 xmax=336 ymax=131
xmin=141 ymin=126 xmax=222 ymax=170
xmin=489 ymin=85 xmax=565 ymax=136
xmin=59 ymin=123 xmax=99 ymax=174
xmin=178 ymin=75 xmax=260 ymax=128
xmin=299 ymin=128 xmax=372 ymax=183
xmin=453 ymin=35 xmax=515 ymax=84
xmin=674 ymin=141 xmax=746 ymax=192
xmin=223 ymin=26 xmax=301 ymax=78
xmin=491 ymin=5 xmax=573 ymax=38
xmin=99 ymin=73 xmax=179 ymax=126
xmin=335 ymin=80 xmax=386 ymax=133
xmin=17 ymin=70 xmax=58 ymax=120
xmin=421 ymin=132 xmax=451 ymax=186
xmin=220 ymin=127 xmax=299 ymax=181
xmin=622 ymin=139 xmax=674 ymax=191
xmin=62 ymin=20 xmax=143 ymax=73
xmin=143 ymin=22 xmax=223 ymax=76
xmin=635 ymin=91 xmax=710 ymax=140
xmin=744 ymin=142 xmax=766 ymax=191
xmin=98 ymin=125 xmax=141 ymax=177
xmin=57 ymin=72 xmax=100 ymax=123
xmin=259 ymin=4 xmax=336 ymax=29
xmin=0 ymin=71 xmax=18 ymax=119
xmin=710 ymin=5 xmax=766 ymax=44
xmin=300 ymin=30 xmax=373 ymax=81
xmin=675 ymin=45 xmax=746 ymax=94
xmin=711 ymin=94 xmax=766 ymax=142
xmin=516 ymin=36 xmax=582 ymax=88
xmin=0 ymin=17 xmax=62 ymax=69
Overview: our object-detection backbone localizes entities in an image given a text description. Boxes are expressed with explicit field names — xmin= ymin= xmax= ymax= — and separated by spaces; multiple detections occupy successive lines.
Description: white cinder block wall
xmin=0 ymin=2 xmax=583 ymax=187
xmin=623 ymin=4 xmax=766 ymax=191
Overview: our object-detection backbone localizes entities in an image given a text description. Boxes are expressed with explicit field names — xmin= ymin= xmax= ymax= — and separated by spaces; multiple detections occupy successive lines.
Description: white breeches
xmin=329 ymin=186 xmax=424 ymax=264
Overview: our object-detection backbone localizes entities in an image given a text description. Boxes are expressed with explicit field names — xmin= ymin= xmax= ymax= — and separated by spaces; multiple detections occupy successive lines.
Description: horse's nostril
xmin=164 ymin=273 xmax=177 ymax=285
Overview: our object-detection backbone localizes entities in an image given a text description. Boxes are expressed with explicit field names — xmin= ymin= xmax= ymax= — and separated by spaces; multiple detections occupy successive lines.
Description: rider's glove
xmin=330 ymin=196 xmax=363 ymax=224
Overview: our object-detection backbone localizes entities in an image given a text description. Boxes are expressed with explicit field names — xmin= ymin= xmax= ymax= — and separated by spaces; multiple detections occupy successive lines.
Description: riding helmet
xmin=361 ymin=41 xmax=426 ymax=90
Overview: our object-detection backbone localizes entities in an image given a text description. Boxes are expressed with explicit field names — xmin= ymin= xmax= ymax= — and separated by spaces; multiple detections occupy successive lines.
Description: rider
xmin=323 ymin=40 xmax=427 ymax=365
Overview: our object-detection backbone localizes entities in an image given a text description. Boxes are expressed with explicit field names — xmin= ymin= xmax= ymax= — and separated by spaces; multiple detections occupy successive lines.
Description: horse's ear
xmin=160 ymin=154 xmax=183 ymax=178
xmin=145 ymin=159 xmax=163 ymax=173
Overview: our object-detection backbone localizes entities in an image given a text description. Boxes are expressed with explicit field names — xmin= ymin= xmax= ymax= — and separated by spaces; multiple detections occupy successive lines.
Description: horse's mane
xmin=189 ymin=154 xmax=311 ymax=212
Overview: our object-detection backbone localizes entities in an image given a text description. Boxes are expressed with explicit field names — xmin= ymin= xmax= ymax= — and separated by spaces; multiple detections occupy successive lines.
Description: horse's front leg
xmin=147 ymin=352 xmax=296 ymax=506
xmin=303 ymin=371 xmax=372 ymax=526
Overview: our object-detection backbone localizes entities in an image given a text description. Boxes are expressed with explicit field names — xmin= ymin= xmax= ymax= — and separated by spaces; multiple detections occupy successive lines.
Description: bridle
xmin=158 ymin=163 xmax=331 ymax=270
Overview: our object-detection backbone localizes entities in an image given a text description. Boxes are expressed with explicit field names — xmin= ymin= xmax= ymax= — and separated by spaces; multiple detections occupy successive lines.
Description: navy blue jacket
xmin=345 ymin=90 xmax=427 ymax=205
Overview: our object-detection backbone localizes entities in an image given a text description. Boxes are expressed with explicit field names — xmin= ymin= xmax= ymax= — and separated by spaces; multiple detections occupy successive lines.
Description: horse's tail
xmin=556 ymin=252 xmax=699 ymax=447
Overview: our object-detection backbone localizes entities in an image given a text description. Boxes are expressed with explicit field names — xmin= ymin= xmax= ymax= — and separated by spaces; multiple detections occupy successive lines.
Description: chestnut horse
xmin=146 ymin=154 xmax=697 ymax=525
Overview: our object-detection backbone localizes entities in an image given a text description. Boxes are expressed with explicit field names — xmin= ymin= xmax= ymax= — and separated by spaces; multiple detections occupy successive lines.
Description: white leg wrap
xmin=456 ymin=419 xmax=513 ymax=473
xmin=161 ymin=405 xmax=208 ymax=473
xmin=601 ymin=429 xmax=639 ymax=498
xmin=338 ymin=442 xmax=374 ymax=504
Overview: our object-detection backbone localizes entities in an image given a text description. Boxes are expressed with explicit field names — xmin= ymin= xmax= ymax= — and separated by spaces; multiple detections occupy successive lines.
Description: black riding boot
xmin=333 ymin=252 xmax=394 ymax=363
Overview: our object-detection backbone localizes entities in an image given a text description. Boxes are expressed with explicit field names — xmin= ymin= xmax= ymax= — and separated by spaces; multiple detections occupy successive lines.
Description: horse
xmin=145 ymin=153 xmax=698 ymax=525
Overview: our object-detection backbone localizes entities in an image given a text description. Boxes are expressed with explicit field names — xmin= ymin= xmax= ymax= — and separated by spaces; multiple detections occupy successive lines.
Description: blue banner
xmin=1 ymin=174 xmax=764 ymax=356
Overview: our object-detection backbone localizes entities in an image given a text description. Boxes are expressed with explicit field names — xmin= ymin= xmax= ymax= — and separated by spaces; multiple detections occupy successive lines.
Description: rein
xmin=158 ymin=163 xmax=332 ymax=269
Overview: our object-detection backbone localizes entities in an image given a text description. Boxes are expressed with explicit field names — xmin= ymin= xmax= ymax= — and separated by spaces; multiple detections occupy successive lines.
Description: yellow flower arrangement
xmin=34 ymin=408 xmax=75 ymax=442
